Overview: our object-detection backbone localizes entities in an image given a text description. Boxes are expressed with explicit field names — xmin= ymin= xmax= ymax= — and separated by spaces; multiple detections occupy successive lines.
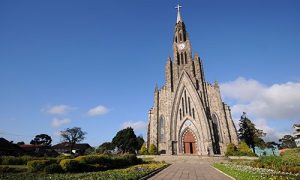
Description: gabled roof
xmin=19 ymin=144 xmax=47 ymax=151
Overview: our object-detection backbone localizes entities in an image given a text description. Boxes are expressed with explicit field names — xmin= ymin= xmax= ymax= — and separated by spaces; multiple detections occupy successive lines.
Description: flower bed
xmin=214 ymin=163 xmax=299 ymax=180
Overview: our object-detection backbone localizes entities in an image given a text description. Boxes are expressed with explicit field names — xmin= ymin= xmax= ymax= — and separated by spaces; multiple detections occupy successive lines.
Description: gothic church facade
xmin=147 ymin=6 xmax=238 ymax=155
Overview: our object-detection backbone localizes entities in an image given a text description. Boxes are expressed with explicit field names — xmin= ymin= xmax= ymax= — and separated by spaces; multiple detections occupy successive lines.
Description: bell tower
xmin=173 ymin=5 xmax=192 ymax=67
xmin=147 ymin=5 xmax=239 ymax=156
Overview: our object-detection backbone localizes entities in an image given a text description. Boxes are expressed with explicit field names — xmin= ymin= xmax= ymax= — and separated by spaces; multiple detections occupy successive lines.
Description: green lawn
xmin=0 ymin=163 xmax=167 ymax=180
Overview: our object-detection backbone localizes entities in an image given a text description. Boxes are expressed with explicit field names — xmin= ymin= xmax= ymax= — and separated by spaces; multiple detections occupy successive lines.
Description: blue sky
xmin=0 ymin=0 xmax=299 ymax=146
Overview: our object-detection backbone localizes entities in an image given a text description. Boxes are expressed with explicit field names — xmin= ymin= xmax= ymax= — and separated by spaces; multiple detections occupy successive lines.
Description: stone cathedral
xmin=147 ymin=6 xmax=238 ymax=155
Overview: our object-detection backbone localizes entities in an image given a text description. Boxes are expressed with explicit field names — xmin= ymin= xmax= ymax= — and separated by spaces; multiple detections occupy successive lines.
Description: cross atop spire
xmin=175 ymin=4 xmax=182 ymax=23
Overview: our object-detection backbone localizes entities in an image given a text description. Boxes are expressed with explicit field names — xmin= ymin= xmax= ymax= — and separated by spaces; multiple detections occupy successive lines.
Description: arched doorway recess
xmin=183 ymin=130 xmax=197 ymax=154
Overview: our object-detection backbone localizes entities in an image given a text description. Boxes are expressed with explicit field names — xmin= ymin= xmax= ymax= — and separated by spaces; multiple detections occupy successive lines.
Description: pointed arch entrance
xmin=182 ymin=129 xmax=197 ymax=154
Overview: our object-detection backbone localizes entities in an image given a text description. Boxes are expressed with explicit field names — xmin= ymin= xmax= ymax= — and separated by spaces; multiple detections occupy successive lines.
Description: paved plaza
xmin=149 ymin=163 xmax=233 ymax=180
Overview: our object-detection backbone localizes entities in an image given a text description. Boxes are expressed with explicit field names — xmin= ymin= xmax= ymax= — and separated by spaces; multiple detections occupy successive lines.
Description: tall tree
xmin=136 ymin=136 xmax=145 ymax=151
xmin=30 ymin=134 xmax=52 ymax=146
xmin=279 ymin=135 xmax=296 ymax=149
xmin=112 ymin=127 xmax=138 ymax=154
xmin=60 ymin=127 xmax=86 ymax=154
xmin=238 ymin=112 xmax=265 ymax=153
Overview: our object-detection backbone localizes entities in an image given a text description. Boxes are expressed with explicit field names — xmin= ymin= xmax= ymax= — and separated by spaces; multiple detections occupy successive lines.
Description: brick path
xmin=149 ymin=163 xmax=232 ymax=180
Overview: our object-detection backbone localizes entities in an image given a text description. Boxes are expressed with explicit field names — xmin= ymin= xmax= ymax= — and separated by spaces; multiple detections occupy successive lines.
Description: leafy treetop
xmin=30 ymin=134 xmax=52 ymax=146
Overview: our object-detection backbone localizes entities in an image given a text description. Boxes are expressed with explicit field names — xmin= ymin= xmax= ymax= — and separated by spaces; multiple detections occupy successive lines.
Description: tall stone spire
xmin=175 ymin=4 xmax=182 ymax=23
xmin=173 ymin=4 xmax=192 ymax=67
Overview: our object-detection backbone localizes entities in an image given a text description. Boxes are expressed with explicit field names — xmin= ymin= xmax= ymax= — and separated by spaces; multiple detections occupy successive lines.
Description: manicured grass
xmin=0 ymin=163 xmax=167 ymax=180
xmin=214 ymin=163 xmax=263 ymax=180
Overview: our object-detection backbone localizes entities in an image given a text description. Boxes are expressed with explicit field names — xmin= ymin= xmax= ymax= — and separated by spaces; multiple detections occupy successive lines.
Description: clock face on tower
xmin=178 ymin=43 xmax=185 ymax=50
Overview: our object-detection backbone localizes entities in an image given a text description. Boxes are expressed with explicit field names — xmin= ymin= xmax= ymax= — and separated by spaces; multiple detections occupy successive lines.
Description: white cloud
xmin=50 ymin=118 xmax=71 ymax=127
xmin=220 ymin=77 xmax=265 ymax=103
xmin=45 ymin=105 xmax=75 ymax=115
xmin=220 ymin=77 xmax=300 ymax=120
xmin=87 ymin=105 xmax=109 ymax=116
xmin=220 ymin=77 xmax=300 ymax=142
xmin=253 ymin=118 xmax=288 ymax=142
xmin=122 ymin=121 xmax=147 ymax=132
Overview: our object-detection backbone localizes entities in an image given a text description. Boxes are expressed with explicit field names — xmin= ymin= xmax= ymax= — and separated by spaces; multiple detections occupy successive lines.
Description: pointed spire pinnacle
xmin=175 ymin=4 xmax=182 ymax=23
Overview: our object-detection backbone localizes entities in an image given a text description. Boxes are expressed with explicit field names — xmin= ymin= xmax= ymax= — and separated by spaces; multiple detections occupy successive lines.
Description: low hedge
xmin=112 ymin=154 xmax=141 ymax=167
xmin=44 ymin=163 xmax=63 ymax=174
xmin=75 ymin=154 xmax=112 ymax=165
xmin=0 ymin=166 xmax=27 ymax=173
xmin=18 ymin=154 xmax=141 ymax=173
xmin=75 ymin=154 xmax=141 ymax=170
xmin=0 ymin=156 xmax=35 ymax=165
xmin=60 ymin=159 xmax=85 ymax=172
xmin=27 ymin=160 xmax=52 ymax=172
xmin=225 ymin=142 xmax=256 ymax=157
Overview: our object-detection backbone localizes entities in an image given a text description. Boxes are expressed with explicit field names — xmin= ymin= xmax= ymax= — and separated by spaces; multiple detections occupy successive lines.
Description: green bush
xmin=60 ymin=159 xmax=84 ymax=172
xmin=237 ymin=142 xmax=256 ymax=156
xmin=44 ymin=163 xmax=63 ymax=174
xmin=225 ymin=143 xmax=236 ymax=156
xmin=53 ymin=154 xmax=142 ymax=173
xmin=27 ymin=160 xmax=51 ymax=172
xmin=75 ymin=154 xmax=112 ymax=165
xmin=119 ymin=154 xmax=139 ymax=165
xmin=138 ymin=144 xmax=148 ymax=155
xmin=225 ymin=142 xmax=256 ymax=157
xmin=0 ymin=156 xmax=35 ymax=165
xmin=149 ymin=144 xmax=157 ymax=155
xmin=111 ymin=154 xmax=140 ymax=168
xmin=74 ymin=154 xmax=140 ymax=170
xmin=0 ymin=166 xmax=27 ymax=173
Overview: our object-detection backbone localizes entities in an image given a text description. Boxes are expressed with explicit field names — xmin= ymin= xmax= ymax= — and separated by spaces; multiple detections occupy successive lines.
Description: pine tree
xmin=238 ymin=112 xmax=265 ymax=153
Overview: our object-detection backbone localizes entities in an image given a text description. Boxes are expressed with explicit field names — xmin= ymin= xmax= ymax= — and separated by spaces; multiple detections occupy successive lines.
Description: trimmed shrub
xmin=75 ymin=154 xmax=112 ymax=165
xmin=0 ymin=156 xmax=34 ymax=165
xmin=27 ymin=160 xmax=51 ymax=172
xmin=60 ymin=159 xmax=83 ymax=172
xmin=120 ymin=154 xmax=139 ymax=165
xmin=138 ymin=144 xmax=148 ymax=155
xmin=0 ymin=166 xmax=27 ymax=173
xmin=237 ymin=142 xmax=256 ymax=156
xmin=149 ymin=144 xmax=157 ymax=155
xmin=225 ymin=142 xmax=256 ymax=157
xmin=44 ymin=163 xmax=63 ymax=174
xmin=225 ymin=143 xmax=236 ymax=156
xmin=112 ymin=154 xmax=141 ymax=169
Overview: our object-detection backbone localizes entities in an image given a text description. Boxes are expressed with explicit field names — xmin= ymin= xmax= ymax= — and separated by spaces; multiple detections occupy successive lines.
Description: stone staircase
xmin=138 ymin=155 xmax=229 ymax=164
